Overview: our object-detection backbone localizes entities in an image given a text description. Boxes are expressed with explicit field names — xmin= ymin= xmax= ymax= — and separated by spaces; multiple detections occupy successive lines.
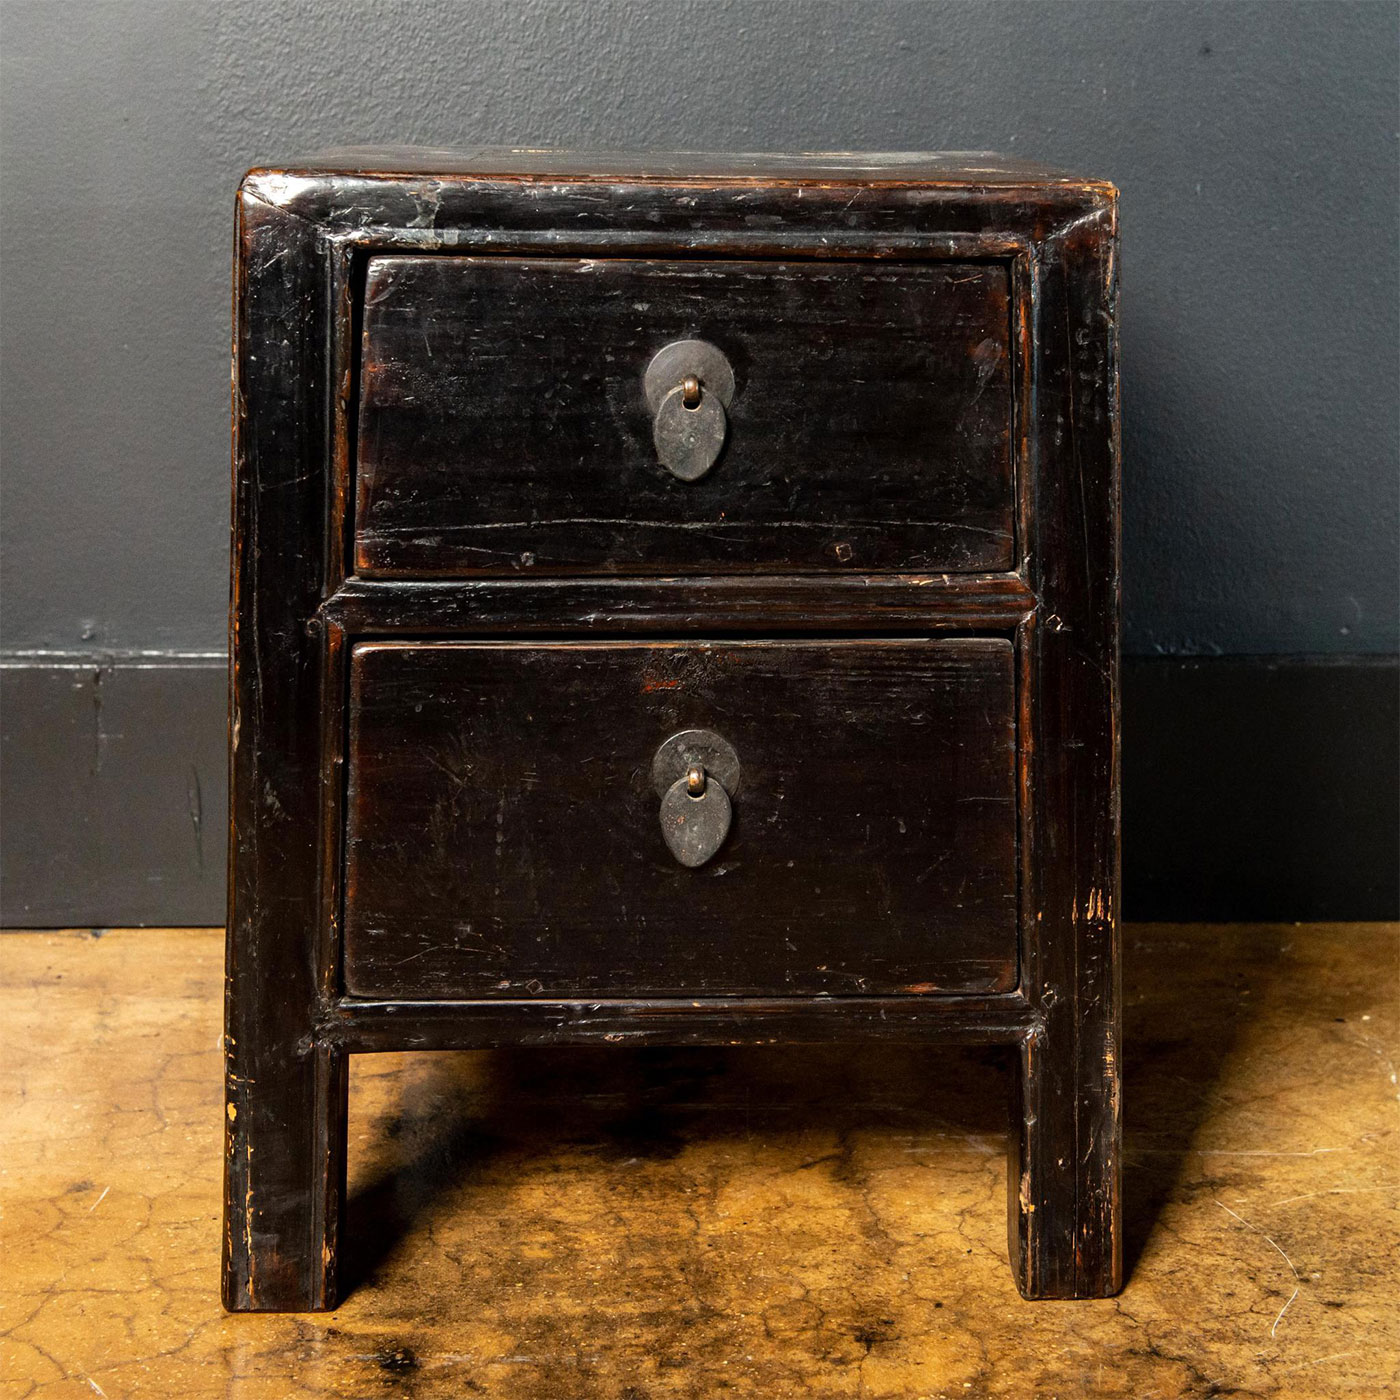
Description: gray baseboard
xmin=1122 ymin=654 xmax=1398 ymax=922
xmin=1 ymin=653 xmax=1395 ymax=928
xmin=0 ymin=654 xmax=227 ymax=927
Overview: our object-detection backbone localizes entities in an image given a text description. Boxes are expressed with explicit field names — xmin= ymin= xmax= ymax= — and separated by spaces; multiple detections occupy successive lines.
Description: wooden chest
xmin=224 ymin=150 xmax=1121 ymax=1309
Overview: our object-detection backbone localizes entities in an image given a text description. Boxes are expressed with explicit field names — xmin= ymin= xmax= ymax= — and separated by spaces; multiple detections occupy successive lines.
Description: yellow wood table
xmin=2 ymin=924 xmax=1396 ymax=1398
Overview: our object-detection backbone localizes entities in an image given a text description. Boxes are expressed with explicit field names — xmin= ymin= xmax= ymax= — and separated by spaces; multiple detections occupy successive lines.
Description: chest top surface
xmin=252 ymin=144 xmax=1111 ymax=184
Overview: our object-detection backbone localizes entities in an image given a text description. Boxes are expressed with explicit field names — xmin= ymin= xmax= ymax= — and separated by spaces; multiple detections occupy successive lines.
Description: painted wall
xmin=4 ymin=0 xmax=1398 ymax=927
xmin=2 ymin=0 xmax=1397 ymax=659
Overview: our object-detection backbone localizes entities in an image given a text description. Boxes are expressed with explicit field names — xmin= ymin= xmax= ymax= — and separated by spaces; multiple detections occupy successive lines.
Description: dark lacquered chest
xmin=224 ymin=150 xmax=1121 ymax=1309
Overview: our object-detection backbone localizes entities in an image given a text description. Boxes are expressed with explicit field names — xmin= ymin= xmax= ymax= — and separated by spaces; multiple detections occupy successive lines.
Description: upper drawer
xmin=354 ymin=256 xmax=1014 ymax=576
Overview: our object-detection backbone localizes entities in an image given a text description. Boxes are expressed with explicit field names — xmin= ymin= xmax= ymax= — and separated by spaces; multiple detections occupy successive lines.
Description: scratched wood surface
xmin=355 ymin=256 xmax=1014 ymax=576
xmin=269 ymin=148 xmax=1111 ymax=183
xmin=342 ymin=639 xmax=1018 ymax=999
xmin=2 ymin=923 xmax=1395 ymax=1399
xmin=226 ymin=157 xmax=1118 ymax=1307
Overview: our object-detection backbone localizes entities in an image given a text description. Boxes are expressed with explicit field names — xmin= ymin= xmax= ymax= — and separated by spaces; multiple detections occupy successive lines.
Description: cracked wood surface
xmin=2 ymin=922 xmax=1396 ymax=1398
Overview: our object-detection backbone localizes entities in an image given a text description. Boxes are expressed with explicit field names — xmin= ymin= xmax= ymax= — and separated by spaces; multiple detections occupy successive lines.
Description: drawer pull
xmin=651 ymin=728 xmax=740 ymax=867
xmin=653 ymin=383 xmax=727 ymax=482
xmin=644 ymin=340 xmax=734 ymax=483
xmin=659 ymin=765 xmax=732 ymax=867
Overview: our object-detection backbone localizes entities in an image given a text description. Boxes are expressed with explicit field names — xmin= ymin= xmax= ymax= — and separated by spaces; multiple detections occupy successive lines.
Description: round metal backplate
xmin=644 ymin=340 xmax=735 ymax=412
xmin=650 ymin=728 xmax=742 ymax=798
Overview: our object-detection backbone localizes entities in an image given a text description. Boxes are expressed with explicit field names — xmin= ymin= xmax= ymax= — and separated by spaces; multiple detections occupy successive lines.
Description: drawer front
xmin=355 ymin=257 xmax=1014 ymax=576
xmin=342 ymin=638 xmax=1018 ymax=999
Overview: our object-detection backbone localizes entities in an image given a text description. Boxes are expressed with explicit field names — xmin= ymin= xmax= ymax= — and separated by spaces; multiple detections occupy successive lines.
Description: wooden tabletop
xmin=2 ymin=922 xmax=1395 ymax=1398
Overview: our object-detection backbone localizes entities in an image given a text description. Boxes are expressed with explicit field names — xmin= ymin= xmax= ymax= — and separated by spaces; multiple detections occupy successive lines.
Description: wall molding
xmin=2 ymin=652 xmax=1395 ymax=927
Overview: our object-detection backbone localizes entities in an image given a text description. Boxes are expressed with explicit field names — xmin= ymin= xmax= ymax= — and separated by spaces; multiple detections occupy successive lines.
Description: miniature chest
xmin=224 ymin=150 xmax=1121 ymax=1309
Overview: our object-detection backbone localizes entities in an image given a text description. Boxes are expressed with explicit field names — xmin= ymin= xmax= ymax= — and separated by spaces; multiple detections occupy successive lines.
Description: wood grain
xmin=355 ymin=256 xmax=1014 ymax=576
xmin=227 ymin=155 xmax=1121 ymax=1307
xmin=8 ymin=925 xmax=1398 ymax=1396
xmin=342 ymin=639 xmax=1018 ymax=1000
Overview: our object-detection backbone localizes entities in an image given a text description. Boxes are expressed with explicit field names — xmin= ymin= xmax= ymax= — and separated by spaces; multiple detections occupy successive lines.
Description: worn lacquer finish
xmin=355 ymin=256 xmax=1013 ymax=575
xmin=341 ymin=638 xmax=1018 ymax=1000
xmin=226 ymin=149 xmax=1120 ymax=1310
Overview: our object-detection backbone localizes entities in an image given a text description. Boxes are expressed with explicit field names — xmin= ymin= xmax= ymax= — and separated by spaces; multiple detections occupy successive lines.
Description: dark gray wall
xmin=3 ymin=0 xmax=1397 ymax=657
xmin=3 ymin=0 xmax=1398 ymax=927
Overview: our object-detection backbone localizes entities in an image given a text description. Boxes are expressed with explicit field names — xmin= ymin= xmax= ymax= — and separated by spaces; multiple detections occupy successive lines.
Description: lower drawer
xmin=341 ymin=638 xmax=1018 ymax=998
